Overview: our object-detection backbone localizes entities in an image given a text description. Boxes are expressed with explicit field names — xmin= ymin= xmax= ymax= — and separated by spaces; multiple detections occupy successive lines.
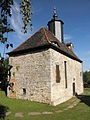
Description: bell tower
xmin=48 ymin=8 xmax=64 ymax=43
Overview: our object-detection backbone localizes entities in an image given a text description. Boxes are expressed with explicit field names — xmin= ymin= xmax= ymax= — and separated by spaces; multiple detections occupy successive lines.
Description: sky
xmin=0 ymin=0 xmax=90 ymax=71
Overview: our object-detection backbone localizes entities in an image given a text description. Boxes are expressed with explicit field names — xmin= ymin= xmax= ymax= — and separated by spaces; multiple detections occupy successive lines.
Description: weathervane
xmin=53 ymin=7 xmax=58 ymax=20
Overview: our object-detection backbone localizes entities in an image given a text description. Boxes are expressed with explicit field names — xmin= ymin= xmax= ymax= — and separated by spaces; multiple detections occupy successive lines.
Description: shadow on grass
xmin=77 ymin=95 xmax=90 ymax=107
xmin=0 ymin=105 xmax=9 ymax=120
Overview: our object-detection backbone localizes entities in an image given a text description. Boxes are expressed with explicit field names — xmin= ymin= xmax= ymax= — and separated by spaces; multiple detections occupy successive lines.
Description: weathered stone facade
xmin=49 ymin=48 xmax=83 ymax=105
xmin=8 ymin=49 xmax=51 ymax=104
xmin=8 ymin=48 xmax=83 ymax=106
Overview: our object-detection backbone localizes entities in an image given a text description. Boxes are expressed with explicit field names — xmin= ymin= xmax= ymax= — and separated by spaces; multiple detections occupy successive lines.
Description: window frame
xmin=64 ymin=61 xmax=67 ymax=88
xmin=56 ymin=65 xmax=60 ymax=83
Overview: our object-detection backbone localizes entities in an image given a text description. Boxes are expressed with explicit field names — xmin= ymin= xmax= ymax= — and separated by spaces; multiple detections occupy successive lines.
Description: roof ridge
xmin=43 ymin=28 xmax=50 ymax=43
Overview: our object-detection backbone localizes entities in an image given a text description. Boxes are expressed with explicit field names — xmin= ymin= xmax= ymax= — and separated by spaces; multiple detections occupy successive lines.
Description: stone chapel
xmin=7 ymin=9 xmax=83 ymax=106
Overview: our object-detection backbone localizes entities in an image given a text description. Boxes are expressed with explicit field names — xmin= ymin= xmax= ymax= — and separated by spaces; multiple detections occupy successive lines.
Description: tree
xmin=0 ymin=57 xmax=9 ymax=93
xmin=83 ymin=71 xmax=90 ymax=88
xmin=0 ymin=0 xmax=32 ymax=44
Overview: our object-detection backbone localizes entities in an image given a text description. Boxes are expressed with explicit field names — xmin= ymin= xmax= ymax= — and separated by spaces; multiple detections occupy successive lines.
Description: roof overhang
xmin=7 ymin=43 xmax=82 ymax=63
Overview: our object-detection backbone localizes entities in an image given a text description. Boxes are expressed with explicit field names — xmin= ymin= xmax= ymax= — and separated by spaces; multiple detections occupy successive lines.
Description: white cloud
xmin=12 ymin=1 xmax=20 ymax=13
xmin=10 ymin=1 xmax=33 ymax=40
xmin=10 ymin=1 xmax=25 ymax=38
xmin=64 ymin=34 xmax=72 ymax=41
xmin=10 ymin=17 xmax=24 ymax=37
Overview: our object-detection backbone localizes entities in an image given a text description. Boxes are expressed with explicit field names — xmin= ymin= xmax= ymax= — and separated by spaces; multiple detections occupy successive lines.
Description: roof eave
xmin=7 ymin=43 xmax=82 ymax=63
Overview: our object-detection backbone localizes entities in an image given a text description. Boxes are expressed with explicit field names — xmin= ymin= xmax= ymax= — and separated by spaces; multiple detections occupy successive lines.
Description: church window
xmin=64 ymin=61 xmax=67 ymax=88
xmin=56 ymin=65 xmax=60 ymax=83
xmin=23 ymin=88 xmax=26 ymax=95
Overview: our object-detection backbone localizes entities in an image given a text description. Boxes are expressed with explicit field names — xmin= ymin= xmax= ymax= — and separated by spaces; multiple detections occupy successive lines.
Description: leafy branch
xmin=0 ymin=0 xmax=14 ymax=43
xmin=20 ymin=0 xmax=33 ymax=33
xmin=0 ymin=0 xmax=32 ymax=44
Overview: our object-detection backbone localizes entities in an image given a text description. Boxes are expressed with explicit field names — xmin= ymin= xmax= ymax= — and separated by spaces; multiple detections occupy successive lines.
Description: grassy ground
xmin=0 ymin=88 xmax=90 ymax=120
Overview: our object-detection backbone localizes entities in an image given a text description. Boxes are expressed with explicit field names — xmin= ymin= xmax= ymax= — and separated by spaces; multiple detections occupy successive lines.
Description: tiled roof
xmin=8 ymin=27 xmax=82 ymax=63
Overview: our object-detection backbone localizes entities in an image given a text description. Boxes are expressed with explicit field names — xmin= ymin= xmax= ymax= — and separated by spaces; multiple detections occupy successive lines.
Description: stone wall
xmin=8 ymin=48 xmax=83 ymax=106
xmin=8 ymin=49 xmax=51 ymax=104
xmin=49 ymin=48 xmax=83 ymax=106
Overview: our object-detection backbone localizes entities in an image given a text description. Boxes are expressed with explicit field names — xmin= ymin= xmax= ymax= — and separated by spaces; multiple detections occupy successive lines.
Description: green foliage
xmin=0 ymin=0 xmax=14 ymax=43
xmin=12 ymin=72 xmax=15 ymax=77
xmin=0 ymin=57 xmax=9 ymax=91
xmin=83 ymin=71 xmax=90 ymax=87
xmin=20 ymin=0 xmax=33 ymax=33
xmin=6 ymin=43 xmax=13 ymax=49
xmin=0 ymin=0 xmax=32 ymax=44
xmin=9 ymin=82 xmax=16 ymax=93
xmin=16 ymin=65 xmax=20 ymax=71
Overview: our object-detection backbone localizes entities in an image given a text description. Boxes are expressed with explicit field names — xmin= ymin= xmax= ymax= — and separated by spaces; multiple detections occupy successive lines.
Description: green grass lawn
xmin=0 ymin=88 xmax=90 ymax=120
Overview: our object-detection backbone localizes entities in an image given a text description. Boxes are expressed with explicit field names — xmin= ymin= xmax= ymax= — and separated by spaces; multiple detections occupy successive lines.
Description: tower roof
xmin=8 ymin=27 xmax=82 ymax=63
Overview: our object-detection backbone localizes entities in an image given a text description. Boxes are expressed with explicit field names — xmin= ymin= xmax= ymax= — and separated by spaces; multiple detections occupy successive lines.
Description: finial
xmin=53 ymin=7 xmax=56 ymax=15
xmin=53 ymin=7 xmax=58 ymax=20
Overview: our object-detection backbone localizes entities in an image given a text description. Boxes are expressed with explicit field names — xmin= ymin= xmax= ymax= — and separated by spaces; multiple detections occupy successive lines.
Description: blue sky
xmin=0 ymin=0 xmax=90 ymax=71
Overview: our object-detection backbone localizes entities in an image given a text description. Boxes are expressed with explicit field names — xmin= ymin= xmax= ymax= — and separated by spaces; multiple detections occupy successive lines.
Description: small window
xmin=73 ymin=78 xmax=75 ymax=81
xmin=80 ymin=72 xmax=82 ymax=76
xmin=64 ymin=61 xmax=67 ymax=88
xmin=56 ymin=65 xmax=60 ymax=83
xmin=23 ymin=88 xmax=26 ymax=95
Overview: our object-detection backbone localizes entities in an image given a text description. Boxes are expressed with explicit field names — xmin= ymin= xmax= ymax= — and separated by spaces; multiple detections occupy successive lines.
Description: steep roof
xmin=8 ymin=27 xmax=82 ymax=63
